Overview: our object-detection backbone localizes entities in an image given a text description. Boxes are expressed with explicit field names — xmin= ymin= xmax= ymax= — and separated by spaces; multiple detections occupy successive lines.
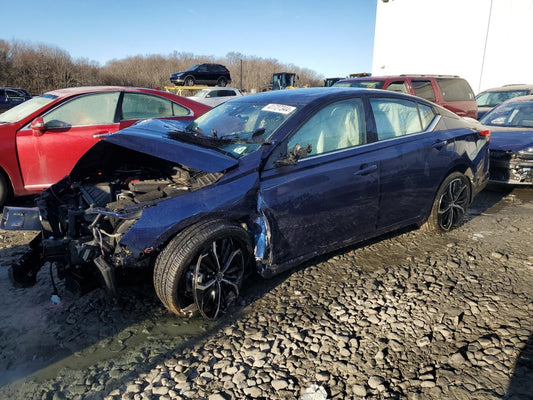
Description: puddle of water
xmin=25 ymin=314 xmax=215 ymax=383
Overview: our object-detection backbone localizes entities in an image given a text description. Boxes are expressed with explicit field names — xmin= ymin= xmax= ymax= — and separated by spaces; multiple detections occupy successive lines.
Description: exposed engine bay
xmin=11 ymin=145 xmax=223 ymax=294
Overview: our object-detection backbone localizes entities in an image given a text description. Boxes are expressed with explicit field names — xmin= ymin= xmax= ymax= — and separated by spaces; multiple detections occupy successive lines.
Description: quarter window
xmin=370 ymin=98 xmax=435 ymax=140
xmin=288 ymin=98 xmax=366 ymax=156
xmin=43 ymin=92 xmax=120 ymax=128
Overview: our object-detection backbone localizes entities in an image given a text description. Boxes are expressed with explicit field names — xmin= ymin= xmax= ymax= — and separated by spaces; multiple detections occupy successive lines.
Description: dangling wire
xmin=49 ymin=262 xmax=61 ymax=304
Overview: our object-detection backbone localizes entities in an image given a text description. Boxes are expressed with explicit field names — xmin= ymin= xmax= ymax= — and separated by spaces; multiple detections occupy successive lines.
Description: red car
xmin=0 ymin=86 xmax=210 ymax=207
xmin=334 ymin=75 xmax=478 ymax=119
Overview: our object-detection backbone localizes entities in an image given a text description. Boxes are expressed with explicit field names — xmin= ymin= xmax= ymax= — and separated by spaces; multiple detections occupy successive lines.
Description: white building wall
xmin=372 ymin=0 xmax=533 ymax=93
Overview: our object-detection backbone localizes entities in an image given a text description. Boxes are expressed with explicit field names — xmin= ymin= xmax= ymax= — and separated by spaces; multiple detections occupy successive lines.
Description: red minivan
xmin=334 ymin=75 xmax=478 ymax=119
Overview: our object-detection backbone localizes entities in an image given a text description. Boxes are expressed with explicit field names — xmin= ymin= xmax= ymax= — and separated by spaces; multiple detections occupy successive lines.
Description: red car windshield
xmin=0 ymin=94 xmax=57 ymax=123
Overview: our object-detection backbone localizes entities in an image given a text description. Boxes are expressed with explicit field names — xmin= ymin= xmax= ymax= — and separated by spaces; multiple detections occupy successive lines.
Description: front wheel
xmin=184 ymin=77 xmax=195 ymax=86
xmin=421 ymin=172 xmax=471 ymax=232
xmin=153 ymin=220 xmax=252 ymax=319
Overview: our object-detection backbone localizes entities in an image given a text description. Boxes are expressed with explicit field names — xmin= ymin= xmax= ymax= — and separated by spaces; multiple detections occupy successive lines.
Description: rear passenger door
xmin=368 ymin=96 xmax=453 ymax=229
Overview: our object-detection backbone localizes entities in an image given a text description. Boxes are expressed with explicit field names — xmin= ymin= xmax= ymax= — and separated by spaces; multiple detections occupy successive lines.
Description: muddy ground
xmin=0 ymin=186 xmax=531 ymax=399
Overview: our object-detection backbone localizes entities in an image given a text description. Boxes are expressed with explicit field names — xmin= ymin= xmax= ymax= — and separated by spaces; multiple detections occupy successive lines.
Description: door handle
xmin=93 ymin=132 xmax=112 ymax=138
xmin=432 ymin=139 xmax=447 ymax=149
xmin=354 ymin=164 xmax=378 ymax=176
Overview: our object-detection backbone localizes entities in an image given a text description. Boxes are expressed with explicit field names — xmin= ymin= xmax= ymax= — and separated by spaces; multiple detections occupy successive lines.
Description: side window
xmin=385 ymin=81 xmax=408 ymax=94
xmin=43 ymin=92 xmax=120 ymax=128
xmin=218 ymin=90 xmax=236 ymax=97
xmin=412 ymin=80 xmax=436 ymax=102
xmin=418 ymin=103 xmax=436 ymax=128
xmin=288 ymin=98 xmax=366 ymax=157
xmin=436 ymin=78 xmax=475 ymax=101
xmin=6 ymin=89 xmax=21 ymax=98
xmin=121 ymin=93 xmax=189 ymax=119
xmin=370 ymin=98 xmax=434 ymax=140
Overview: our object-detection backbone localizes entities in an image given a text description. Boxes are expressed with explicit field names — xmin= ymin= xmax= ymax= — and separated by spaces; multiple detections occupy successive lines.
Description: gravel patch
xmin=0 ymin=187 xmax=531 ymax=399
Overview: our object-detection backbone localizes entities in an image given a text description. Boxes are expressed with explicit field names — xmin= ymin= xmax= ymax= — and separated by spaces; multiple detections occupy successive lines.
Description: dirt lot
xmin=0 ymin=186 xmax=531 ymax=399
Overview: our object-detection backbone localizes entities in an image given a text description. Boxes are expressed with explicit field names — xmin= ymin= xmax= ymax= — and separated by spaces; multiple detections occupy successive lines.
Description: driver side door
xmin=16 ymin=92 xmax=121 ymax=190
xmin=259 ymin=97 xmax=380 ymax=264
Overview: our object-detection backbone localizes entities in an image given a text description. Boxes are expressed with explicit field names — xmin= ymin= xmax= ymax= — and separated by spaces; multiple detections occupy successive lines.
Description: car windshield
xmin=480 ymin=101 xmax=533 ymax=128
xmin=185 ymin=64 xmax=200 ymax=72
xmin=0 ymin=94 xmax=57 ymax=123
xmin=185 ymin=101 xmax=299 ymax=158
xmin=476 ymin=90 xmax=529 ymax=107
xmin=333 ymin=80 xmax=385 ymax=89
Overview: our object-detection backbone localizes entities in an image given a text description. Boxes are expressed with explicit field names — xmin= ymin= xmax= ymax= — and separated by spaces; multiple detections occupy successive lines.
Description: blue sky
xmin=1 ymin=0 xmax=376 ymax=78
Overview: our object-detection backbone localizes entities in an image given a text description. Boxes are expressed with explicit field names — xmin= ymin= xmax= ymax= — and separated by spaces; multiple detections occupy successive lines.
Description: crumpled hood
xmin=488 ymin=126 xmax=533 ymax=152
xmin=98 ymin=118 xmax=238 ymax=173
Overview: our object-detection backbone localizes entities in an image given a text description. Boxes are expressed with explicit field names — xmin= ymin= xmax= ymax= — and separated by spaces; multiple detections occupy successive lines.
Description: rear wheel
xmin=153 ymin=220 xmax=251 ymax=319
xmin=184 ymin=76 xmax=195 ymax=86
xmin=217 ymin=78 xmax=228 ymax=87
xmin=421 ymin=172 xmax=471 ymax=232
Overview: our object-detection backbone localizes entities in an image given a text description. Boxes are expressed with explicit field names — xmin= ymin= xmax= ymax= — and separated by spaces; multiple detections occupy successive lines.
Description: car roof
xmin=500 ymin=94 xmax=533 ymax=104
xmin=338 ymin=75 xmax=461 ymax=82
xmin=229 ymin=87 xmax=425 ymax=106
xmin=479 ymin=84 xmax=533 ymax=93
xmin=44 ymin=86 xmax=159 ymax=96
xmin=202 ymin=87 xmax=239 ymax=91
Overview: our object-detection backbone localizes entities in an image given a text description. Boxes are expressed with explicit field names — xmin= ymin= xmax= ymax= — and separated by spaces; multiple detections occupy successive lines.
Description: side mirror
xmin=30 ymin=117 xmax=45 ymax=136
xmin=275 ymin=143 xmax=312 ymax=167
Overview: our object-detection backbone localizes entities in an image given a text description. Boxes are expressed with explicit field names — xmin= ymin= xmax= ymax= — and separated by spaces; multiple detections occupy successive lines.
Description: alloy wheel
xmin=437 ymin=178 xmax=469 ymax=231
xmin=192 ymin=237 xmax=244 ymax=319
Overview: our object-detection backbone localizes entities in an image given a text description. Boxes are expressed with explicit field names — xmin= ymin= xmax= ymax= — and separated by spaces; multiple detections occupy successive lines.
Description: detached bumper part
xmin=9 ymin=234 xmax=43 ymax=287
xmin=94 ymin=256 xmax=118 ymax=297
xmin=1 ymin=207 xmax=41 ymax=230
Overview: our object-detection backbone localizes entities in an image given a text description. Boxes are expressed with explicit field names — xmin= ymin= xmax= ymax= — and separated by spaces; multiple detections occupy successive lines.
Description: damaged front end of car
xmin=3 ymin=135 xmax=227 ymax=296
xmin=489 ymin=148 xmax=533 ymax=184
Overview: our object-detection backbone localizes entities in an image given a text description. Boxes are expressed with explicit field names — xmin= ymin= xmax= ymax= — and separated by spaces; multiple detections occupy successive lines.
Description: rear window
xmin=436 ymin=78 xmax=475 ymax=101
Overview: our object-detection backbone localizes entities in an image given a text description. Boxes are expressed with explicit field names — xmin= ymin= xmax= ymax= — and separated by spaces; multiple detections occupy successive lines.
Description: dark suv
xmin=170 ymin=64 xmax=231 ymax=87
xmin=334 ymin=75 xmax=478 ymax=119
xmin=0 ymin=87 xmax=32 ymax=111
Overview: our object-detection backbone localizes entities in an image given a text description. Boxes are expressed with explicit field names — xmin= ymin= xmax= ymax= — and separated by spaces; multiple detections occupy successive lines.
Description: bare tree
xmin=0 ymin=40 xmax=325 ymax=95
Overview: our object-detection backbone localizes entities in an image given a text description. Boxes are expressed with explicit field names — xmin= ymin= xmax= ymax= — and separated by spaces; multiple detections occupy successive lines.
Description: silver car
xmin=188 ymin=88 xmax=243 ymax=107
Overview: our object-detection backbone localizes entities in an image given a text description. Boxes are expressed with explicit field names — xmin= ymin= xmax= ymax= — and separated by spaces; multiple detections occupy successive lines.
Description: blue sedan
xmin=3 ymin=88 xmax=490 ymax=319
xmin=480 ymin=95 xmax=533 ymax=185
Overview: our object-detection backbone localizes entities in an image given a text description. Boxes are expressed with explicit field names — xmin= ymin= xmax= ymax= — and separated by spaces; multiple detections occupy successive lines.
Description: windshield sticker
xmin=262 ymin=104 xmax=296 ymax=114
xmin=233 ymin=146 xmax=247 ymax=155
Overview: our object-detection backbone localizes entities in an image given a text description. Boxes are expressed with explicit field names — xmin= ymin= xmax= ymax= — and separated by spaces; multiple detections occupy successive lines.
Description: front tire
xmin=184 ymin=76 xmax=195 ymax=86
xmin=421 ymin=172 xmax=471 ymax=232
xmin=153 ymin=220 xmax=252 ymax=319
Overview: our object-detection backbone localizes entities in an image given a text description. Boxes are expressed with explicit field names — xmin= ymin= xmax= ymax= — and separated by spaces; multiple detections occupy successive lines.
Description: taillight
xmin=478 ymin=129 xmax=490 ymax=143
